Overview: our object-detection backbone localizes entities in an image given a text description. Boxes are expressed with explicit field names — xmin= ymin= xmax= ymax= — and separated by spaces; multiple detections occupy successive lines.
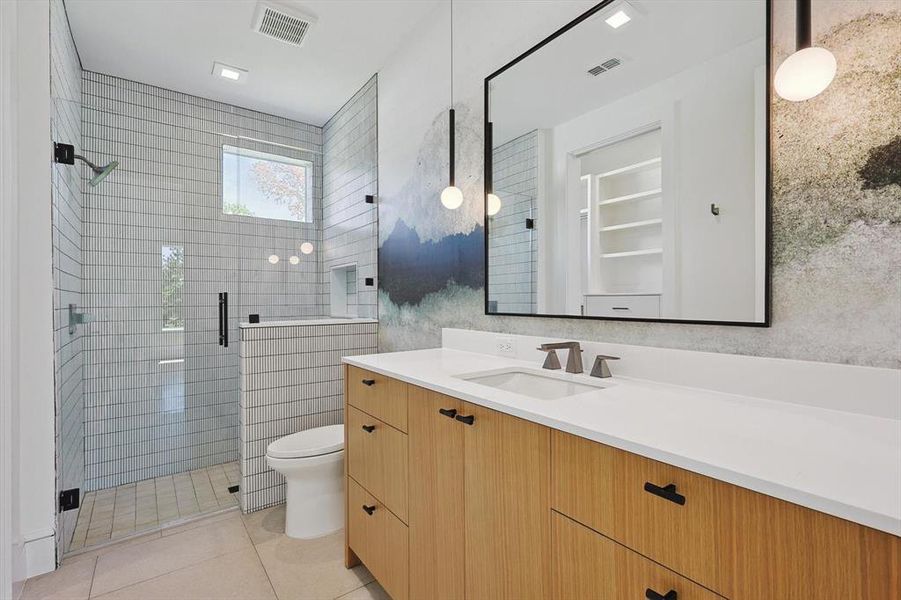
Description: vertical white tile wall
xmin=50 ymin=0 xmax=84 ymax=557
xmin=321 ymin=75 xmax=378 ymax=318
xmin=238 ymin=321 xmax=378 ymax=512
xmin=80 ymin=72 xmax=326 ymax=490
xmin=488 ymin=130 xmax=539 ymax=313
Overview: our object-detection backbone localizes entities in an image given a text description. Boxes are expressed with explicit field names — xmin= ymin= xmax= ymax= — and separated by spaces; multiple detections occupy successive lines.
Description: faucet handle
xmin=537 ymin=347 xmax=562 ymax=370
xmin=590 ymin=354 xmax=620 ymax=378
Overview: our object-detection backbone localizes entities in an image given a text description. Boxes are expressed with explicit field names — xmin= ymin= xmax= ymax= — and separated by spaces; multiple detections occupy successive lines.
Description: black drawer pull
xmin=361 ymin=424 xmax=376 ymax=433
xmin=645 ymin=589 xmax=677 ymax=600
xmin=455 ymin=414 xmax=475 ymax=425
xmin=612 ymin=306 xmax=630 ymax=311
xmin=361 ymin=379 xmax=376 ymax=386
xmin=438 ymin=408 xmax=457 ymax=419
xmin=643 ymin=482 xmax=686 ymax=506
xmin=362 ymin=504 xmax=376 ymax=515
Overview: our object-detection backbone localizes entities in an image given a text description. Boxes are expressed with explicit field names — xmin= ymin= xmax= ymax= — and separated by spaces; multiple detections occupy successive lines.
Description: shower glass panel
xmin=50 ymin=74 xmax=325 ymax=552
xmin=76 ymin=89 xmax=243 ymax=491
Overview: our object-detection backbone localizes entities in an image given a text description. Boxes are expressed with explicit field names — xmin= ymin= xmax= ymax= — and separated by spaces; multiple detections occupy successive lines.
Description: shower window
xmin=161 ymin=245 xmax=184 ymax=330
xmin=222 ymin=145 xmax=313 ymax=222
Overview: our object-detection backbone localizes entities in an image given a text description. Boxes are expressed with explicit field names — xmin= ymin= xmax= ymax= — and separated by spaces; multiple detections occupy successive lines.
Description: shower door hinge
xmin=59 ymin=488 xmax=80 ymax=512
xmin=54 ymin=142 xmax=75 ymax=165
xmin=525 ymin=218 xmax=535 ymax=230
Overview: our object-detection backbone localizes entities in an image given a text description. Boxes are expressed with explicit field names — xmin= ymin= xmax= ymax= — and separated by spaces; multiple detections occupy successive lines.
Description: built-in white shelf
xmin=596 ymin=157 xmax=662 ymax=180
xmin=601 ymin=248 xmax=663 ymax=259
xmin=584 ymin=127 xmax=664 ymax=305
xmin=598 ymin=188 xmax=662 ymax=206
xmin=600 ymin=218 xmax=663 ymax=232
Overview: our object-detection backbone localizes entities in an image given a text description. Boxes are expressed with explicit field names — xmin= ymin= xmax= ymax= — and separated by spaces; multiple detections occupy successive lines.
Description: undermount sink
xmin=456 ymin=367 xmax=605 ymax=400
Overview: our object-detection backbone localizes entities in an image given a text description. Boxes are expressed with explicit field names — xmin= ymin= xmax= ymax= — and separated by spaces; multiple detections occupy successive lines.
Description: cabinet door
xmin=723 ymin=484 xmax=901 ymax=600
xmin=408 ymin=387 xmax=465 ymax=600
xmin=462 ymin=402 xmax=550 ymax=600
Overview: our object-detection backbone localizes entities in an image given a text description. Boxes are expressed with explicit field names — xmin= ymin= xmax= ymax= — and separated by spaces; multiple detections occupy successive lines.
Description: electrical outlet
xmin=496 ymin=337 xmax=515 ymax=356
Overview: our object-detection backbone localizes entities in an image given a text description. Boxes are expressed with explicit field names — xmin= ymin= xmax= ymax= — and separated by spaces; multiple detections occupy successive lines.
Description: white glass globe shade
xmin=267 ymin=255 xmax=279 ymax=264
xmin=440 ymin=185 xmax=464 ymax=210
xmin=289 ymin=256 xmax=300 ymax=265
xmin=774 ymin=47 xmax=836 ymax=102
xmin=300 ymin=242 xmax=314 ymax=255
xmin=486 ymin=193 xmax=502 ymax=216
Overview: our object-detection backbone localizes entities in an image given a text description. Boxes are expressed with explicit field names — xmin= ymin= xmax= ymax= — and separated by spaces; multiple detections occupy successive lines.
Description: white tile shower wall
xmin=238 ymin=321 xmax=378 ymax=512
xmin=50 ymin=0 xmax=84 ymax=557
xmin=80 ymin=72 xmax=325 ymax=490
xmin=489 ymin=130 xmax=539 ymax=313
xmin=321 ymin=75 xmax=378 ymax=318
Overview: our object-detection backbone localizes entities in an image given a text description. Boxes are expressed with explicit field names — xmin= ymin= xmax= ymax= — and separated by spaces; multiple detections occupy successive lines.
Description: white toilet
xmin=266 ymin=424 xmax=345 ymax=540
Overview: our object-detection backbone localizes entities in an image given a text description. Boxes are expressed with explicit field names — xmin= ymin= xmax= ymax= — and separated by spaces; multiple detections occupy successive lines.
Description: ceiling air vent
xmin=587 ymin=58 xmax=623 ymax=76
xmin=252 ymin=2 xmax=318 ymax=47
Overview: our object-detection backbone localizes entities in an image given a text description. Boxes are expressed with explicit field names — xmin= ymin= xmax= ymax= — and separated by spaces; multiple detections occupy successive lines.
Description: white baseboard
xmin=23 ymin=530 xmax=54 ymax=579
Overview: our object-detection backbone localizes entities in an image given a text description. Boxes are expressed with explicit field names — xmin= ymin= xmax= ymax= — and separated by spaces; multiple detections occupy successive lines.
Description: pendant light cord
xmin=450 ymin=0 xmax=454 ymax=108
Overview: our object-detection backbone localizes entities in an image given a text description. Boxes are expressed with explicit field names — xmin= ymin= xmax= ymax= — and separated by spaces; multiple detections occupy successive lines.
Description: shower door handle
xmin=218 ymin=292 xmax=229 ymax=347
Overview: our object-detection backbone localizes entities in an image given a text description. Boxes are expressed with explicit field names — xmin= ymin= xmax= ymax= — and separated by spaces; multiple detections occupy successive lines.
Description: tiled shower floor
xmin=68 ymin=462 xmax=241 ymax=552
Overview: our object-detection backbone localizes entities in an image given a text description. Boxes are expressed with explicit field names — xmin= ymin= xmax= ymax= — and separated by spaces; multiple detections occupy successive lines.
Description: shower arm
xmin=73 ymin=153 xmax=104 ymax=174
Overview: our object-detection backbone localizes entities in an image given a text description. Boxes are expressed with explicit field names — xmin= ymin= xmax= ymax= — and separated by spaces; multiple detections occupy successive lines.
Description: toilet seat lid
xmin=267 ymin=425 xmax=344 ymax=459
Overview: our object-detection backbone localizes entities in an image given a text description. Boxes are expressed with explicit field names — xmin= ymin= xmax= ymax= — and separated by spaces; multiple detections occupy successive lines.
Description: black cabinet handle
xmin=362 ymin=505 xmax=376 ymax=515
xmin=361 ymin=424 xmax=376 ymax=433
xmin=438 ymin=408 xmax=457 ymax=419
xmin=643 ymin=482 xmax=686 ymax=506
xmin=645 ymin=588 xmax=677 ymax=600
xmin=455 ymin=414 xmax=475 ymax=425
xmin=361 ymin=379 xmax=376 ymax=386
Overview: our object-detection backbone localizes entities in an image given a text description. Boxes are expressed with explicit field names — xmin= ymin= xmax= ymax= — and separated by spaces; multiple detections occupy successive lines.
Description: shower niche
xmin=330 ymin=264 xmax=359 ymax=318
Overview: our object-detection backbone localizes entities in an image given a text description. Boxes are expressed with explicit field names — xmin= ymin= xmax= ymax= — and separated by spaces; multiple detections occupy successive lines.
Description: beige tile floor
xmin=24 ymin=504 xmax=388 ymax=600
xmin=69 ymin=463 xmax=241 ymax=551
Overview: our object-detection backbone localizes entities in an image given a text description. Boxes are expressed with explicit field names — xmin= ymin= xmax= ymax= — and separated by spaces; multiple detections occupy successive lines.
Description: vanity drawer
xmin=552 ymin=430 xmax=728 ymax=593
xmin=347 ymin=405 xmax=409 ymax=522
xmin=584 ymin=294 xmax=660 ymax=318
xmin=346 ymin=365 xmax=408 ymax=432
xmin=552 ymin=511 xmax=725 ymax=600
xmin=613 ymin=449 xmax=729 ymax=593
xmin=348 ymin=478 xmax=409 ymax=600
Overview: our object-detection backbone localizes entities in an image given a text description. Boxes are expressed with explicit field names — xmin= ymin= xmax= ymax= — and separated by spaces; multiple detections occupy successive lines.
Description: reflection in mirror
xmin=486 ymin=0 xmax=768 ymax=324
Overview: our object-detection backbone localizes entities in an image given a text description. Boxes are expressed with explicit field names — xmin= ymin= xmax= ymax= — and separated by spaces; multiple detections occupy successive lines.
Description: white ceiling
xmin=490 ymin=0 xmax=766 ymax=144
xmin=65 ymin=0 xmax=441 ymax=126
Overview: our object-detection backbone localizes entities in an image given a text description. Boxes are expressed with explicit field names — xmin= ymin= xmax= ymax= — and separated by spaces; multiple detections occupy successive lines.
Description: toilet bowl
xmin=266 ymin=424 xmax=344 ymax=540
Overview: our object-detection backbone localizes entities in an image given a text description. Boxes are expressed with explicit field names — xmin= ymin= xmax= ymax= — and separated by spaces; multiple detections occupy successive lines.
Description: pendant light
xmin=440 ymin=0 xmax=463 ymax=210
xmin=485 ymin=121 xmax=501 ymax=216
xmin=774 ymin=0 xmax=836 ymax=102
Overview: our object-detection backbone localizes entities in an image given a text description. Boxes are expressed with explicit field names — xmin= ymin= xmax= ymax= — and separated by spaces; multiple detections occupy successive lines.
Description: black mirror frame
xmin=483 ymin=0 xmax=772 ymax=328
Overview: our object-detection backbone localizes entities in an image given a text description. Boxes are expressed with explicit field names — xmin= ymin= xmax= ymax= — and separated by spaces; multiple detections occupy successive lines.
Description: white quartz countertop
xmin=344 ymin=348 xmax=901 ymax=536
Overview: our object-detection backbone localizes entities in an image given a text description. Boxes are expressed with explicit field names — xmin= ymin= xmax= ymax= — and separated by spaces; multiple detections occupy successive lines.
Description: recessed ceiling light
xmin=212 ymin=61 xmax=248 ymax=84
xmin=605 ymin=10 xmax=631 ymax=28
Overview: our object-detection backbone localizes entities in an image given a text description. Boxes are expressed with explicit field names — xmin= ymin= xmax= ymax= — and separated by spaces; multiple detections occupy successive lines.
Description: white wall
xmin=13 ymin=0 xmax=57 ymax=580
xmin=546 ymin=36 xmax=766 ymax=321
xmin=0 ymin=0 xmax=24 ymax=594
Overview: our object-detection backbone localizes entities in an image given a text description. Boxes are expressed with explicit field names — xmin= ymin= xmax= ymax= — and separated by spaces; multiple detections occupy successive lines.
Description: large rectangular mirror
xmin=485 ymin=0 xmax=770 ymax=325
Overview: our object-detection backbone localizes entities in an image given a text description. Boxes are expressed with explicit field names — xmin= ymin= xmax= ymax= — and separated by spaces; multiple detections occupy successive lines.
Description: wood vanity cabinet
xmin=551 ymin=429 xmax=901 ymax=600
xmin=408 ymin=387 xmax=465 ymax=600
xmin=407 ymin=387 xmax=550 ymax=600
xmin=344 ymin=367 xmax=900 ymax=600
